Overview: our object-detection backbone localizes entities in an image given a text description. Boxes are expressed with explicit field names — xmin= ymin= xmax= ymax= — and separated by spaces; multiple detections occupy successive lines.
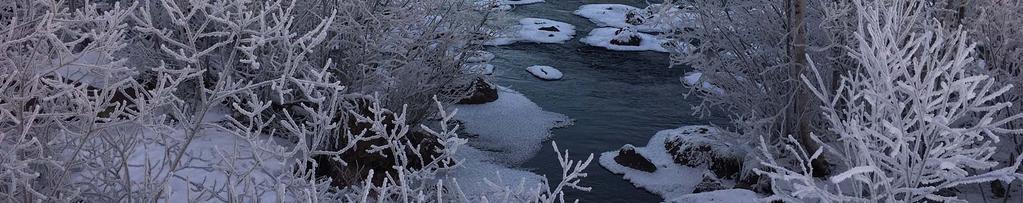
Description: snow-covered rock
xmin=614 ymin=144 xmax=657 ymax=172
xmin=580 ymin=27 xmax=667 ymax=52
xmin=462 ymin=63 xmax=496 ymax=75
xmin=525 ymin=65 xmax=563 ymax=80
xmin=486 ymin=18 xmax=576 ymax=45
xmin=573 ymin=4 xmax=691 ymax=33
xmin=453 ymin=86 xmax=572 ymax=164
xmin=662 ymin=126 xmax=746 ymax=179
xmin=600 ymin=125 xmax=757 ymax=201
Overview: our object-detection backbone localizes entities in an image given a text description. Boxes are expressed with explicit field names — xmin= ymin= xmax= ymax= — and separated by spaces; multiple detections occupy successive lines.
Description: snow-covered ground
xmin=580 ymin=27 xmax=668 ymax=52
xmin=599 ymin=125 xmax=759 ymax=201
xmin=487 ymin=18 xmax=577 ymax=45
xmin=526 ymin=65 xmax=563 ymax=80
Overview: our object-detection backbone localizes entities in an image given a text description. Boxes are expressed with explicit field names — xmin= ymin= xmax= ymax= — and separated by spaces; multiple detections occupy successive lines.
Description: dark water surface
xmin=484 ymin=0 xmax=724 ymax=202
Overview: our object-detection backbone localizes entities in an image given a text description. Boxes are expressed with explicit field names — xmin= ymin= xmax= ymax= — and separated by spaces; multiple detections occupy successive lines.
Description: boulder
xmin=610 ymin=34 xmax=642 ymax=46
xmin=663 ymin=126 xmax=745 ymax=179
xmin=457 ymin=78 xmax=499 ymax=104
xmin=614 ymin=144 xmax=657 ymax=172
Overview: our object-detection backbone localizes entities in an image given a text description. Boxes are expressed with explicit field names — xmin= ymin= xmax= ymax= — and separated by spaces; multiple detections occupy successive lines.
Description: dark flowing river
xmin=483 ymin=0 xmax=725 ymax=202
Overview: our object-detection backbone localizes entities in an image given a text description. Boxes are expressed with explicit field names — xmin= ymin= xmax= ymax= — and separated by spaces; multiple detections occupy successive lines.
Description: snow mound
xmin=462 ymin=63 xmax=496 ymax=75
xmin=573 ymin=4 xmax=691 ymax=33
xmin=487 ymin=18 xmax=576 ymax=45
xmin=453 ymin=86 xmax=572 ymax=164
xmin=526 ymin=65 xmax=563 ymax=80
xmin=599 ymin=125 xmax=756 ymax=200
xmin=666 ymin=189 xmax=759 ymax=203
xmin=464 ymin=50 xmax=496 ymax=63
xmin=580 ymin=27 xmax=667 ymax=52
xmin=682 ymin=72 xmax=724 ymax=94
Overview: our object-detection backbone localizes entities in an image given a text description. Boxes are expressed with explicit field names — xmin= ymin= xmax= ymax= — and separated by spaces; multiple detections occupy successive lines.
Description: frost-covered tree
xmin=755 ymin=0 xmax=1023 ymax=201
xmin=661 ymin=0 xmax=858 ymax=180
xmin=963 ymin=0 xmax=1023 ymax=168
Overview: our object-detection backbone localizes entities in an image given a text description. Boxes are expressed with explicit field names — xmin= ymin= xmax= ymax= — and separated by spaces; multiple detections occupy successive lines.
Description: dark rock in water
xmin=614 ymin=144 xmax=657 ymax=172
xmin=664 ymin=126 xmax=745 ymax=179
xmin=610 ymin=35 xmax=642 ymax=46
xmin=692 ymin=175 xmax=726 ymax=193
xmin=538 ymin=26 xmax=560 ymax=32
xmin=458 ymin=78 xmax=499 ymax=104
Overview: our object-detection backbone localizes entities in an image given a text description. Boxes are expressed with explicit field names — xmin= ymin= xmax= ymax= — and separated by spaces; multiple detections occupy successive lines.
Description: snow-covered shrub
xmin=755 ymin=0 xmax=1023 ymax=201
xmin=315 ymin=0 xmax=487 ymax=124
xmin=965 ymin=0 xmax=1023 ymax=166
xmin=0 ymin=0 xmax=139 ymax=201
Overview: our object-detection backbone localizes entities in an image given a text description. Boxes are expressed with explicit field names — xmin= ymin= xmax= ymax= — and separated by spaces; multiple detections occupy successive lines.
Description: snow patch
xmin=580 ymin=27 xmax=667 ymax=52
xmin=452 ymin=87 xmax=572 ymax=164
xmin=526 ymin=65 xmax=563 ymax=80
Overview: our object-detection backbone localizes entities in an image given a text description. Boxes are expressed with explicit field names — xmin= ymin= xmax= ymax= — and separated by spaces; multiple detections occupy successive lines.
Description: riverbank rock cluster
xmin=606 ymin=125 xmax=757 ymax=195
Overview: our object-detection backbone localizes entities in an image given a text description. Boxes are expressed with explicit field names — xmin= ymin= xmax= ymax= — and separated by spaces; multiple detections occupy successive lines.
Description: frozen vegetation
xmin=4 ymin=0 xmax=1023 ymax=202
